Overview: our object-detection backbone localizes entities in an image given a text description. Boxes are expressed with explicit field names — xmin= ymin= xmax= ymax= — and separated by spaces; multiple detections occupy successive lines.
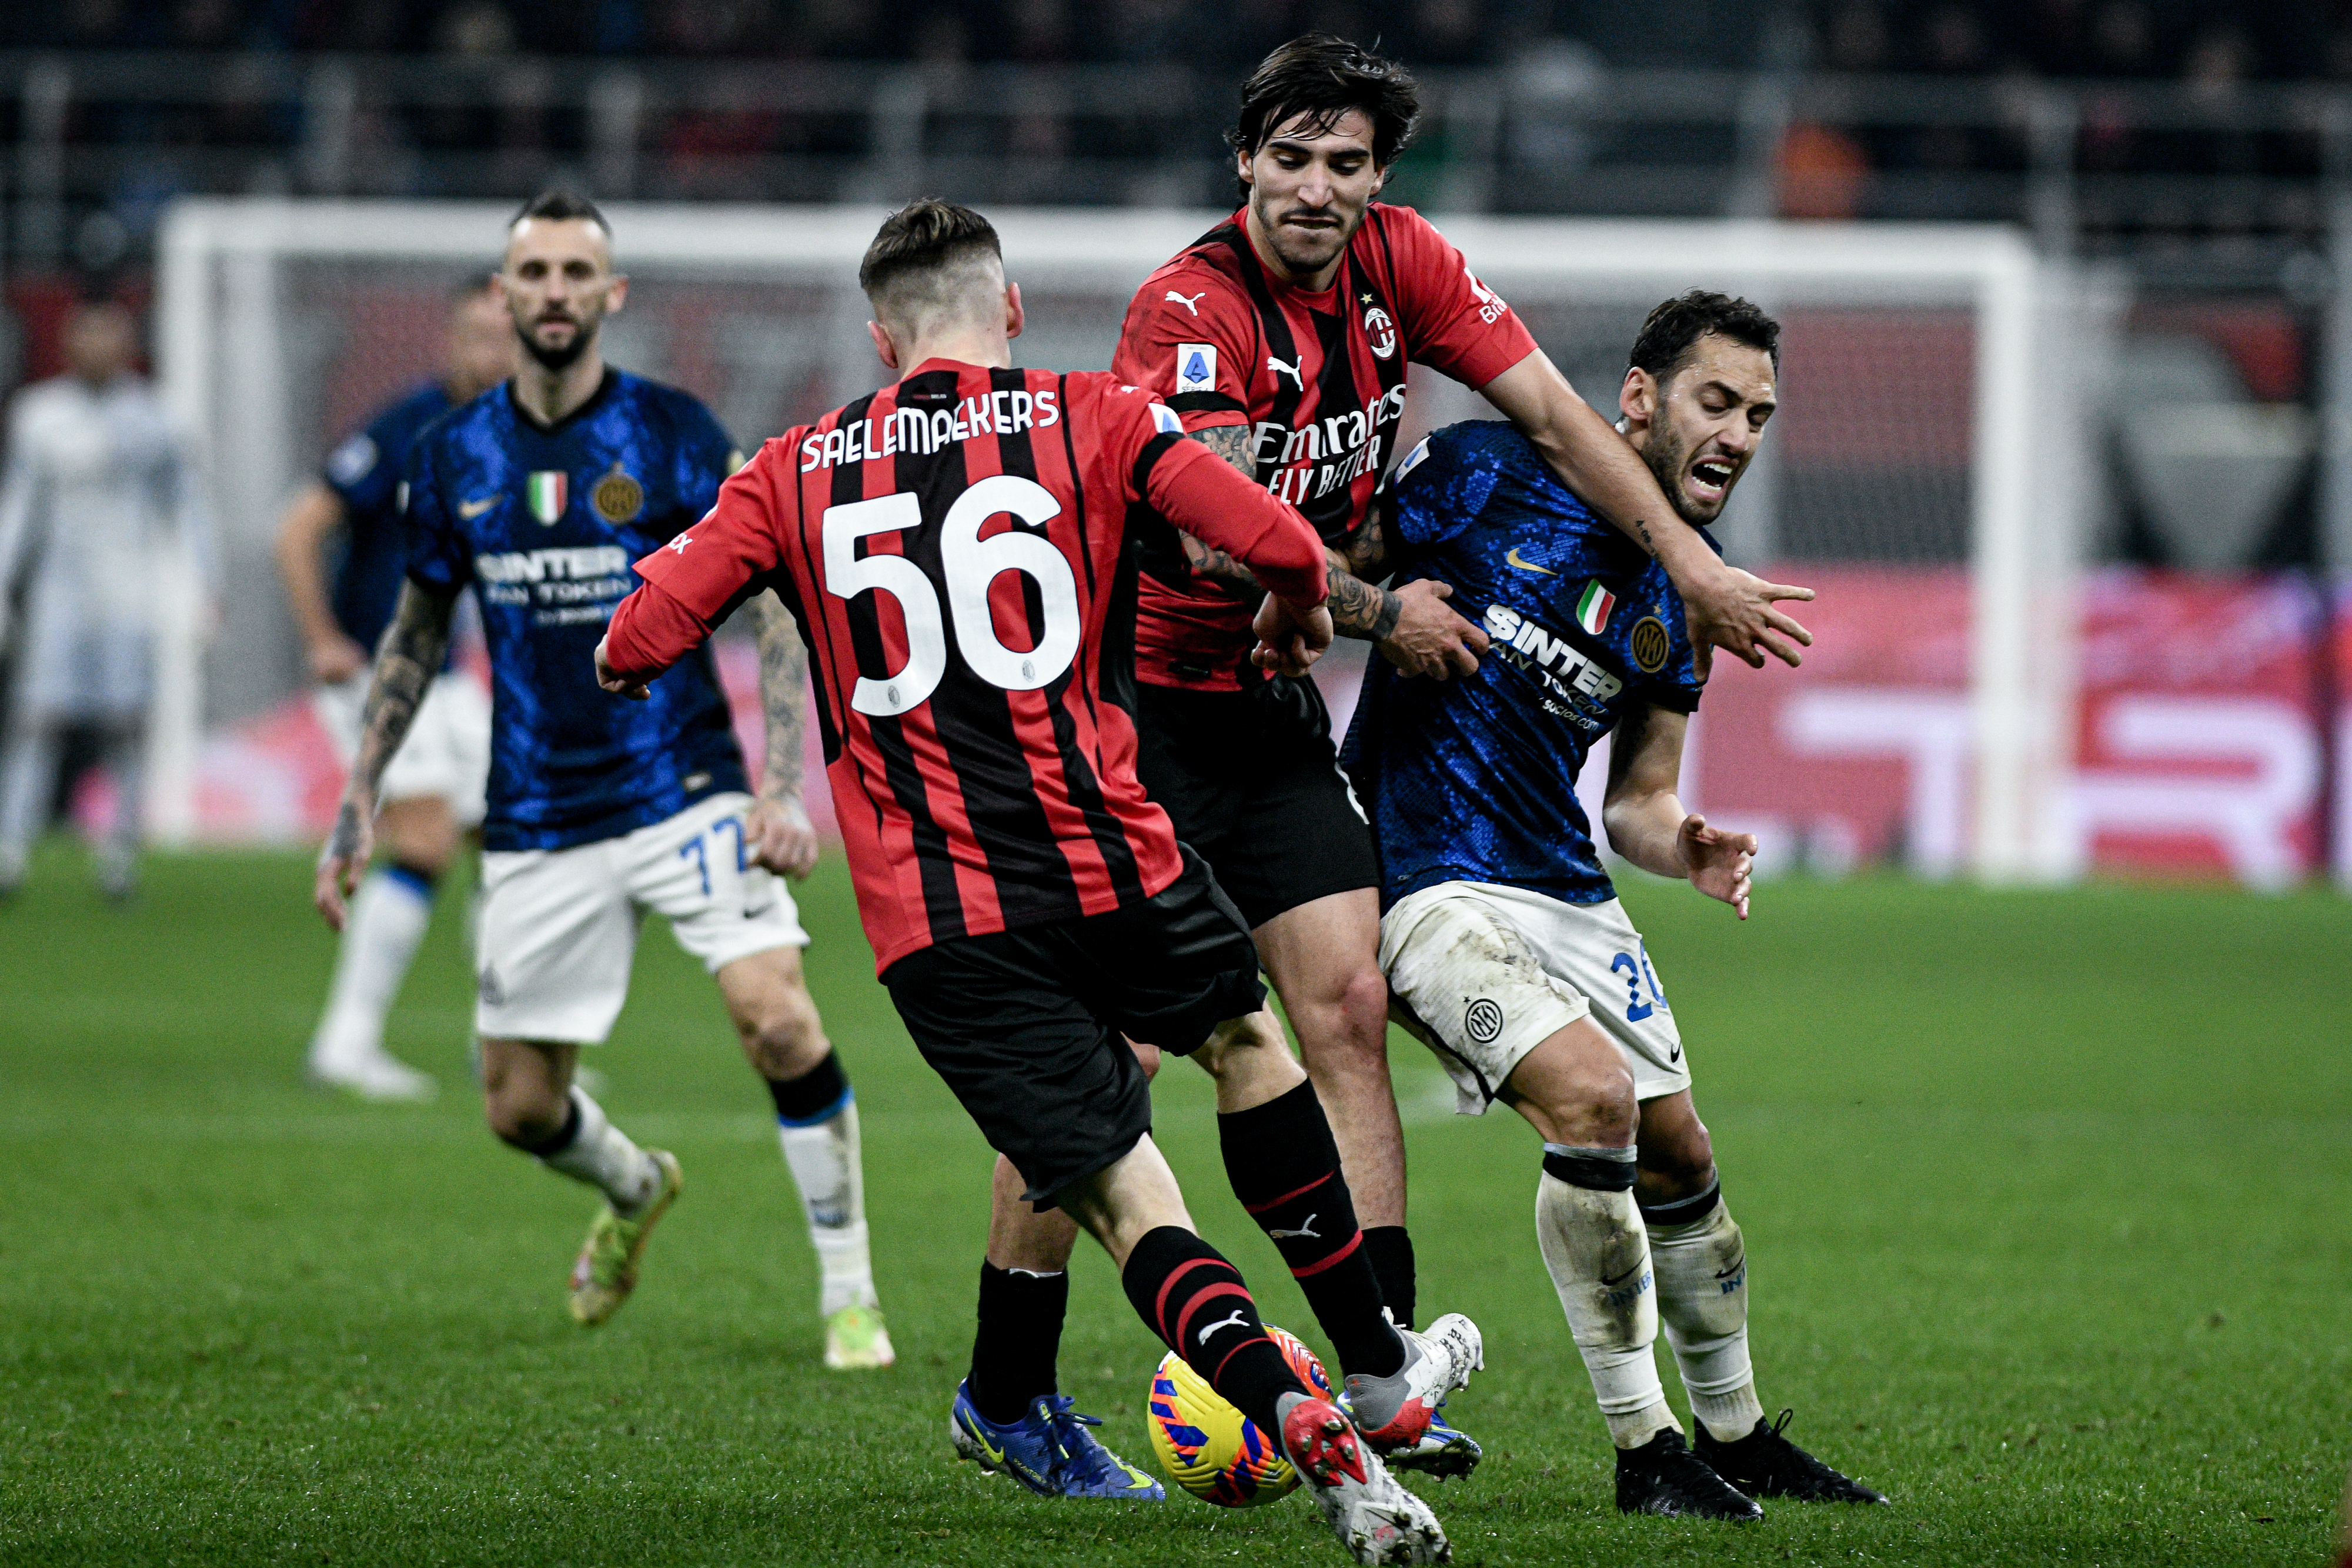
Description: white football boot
xmin=1278 ymin=1394 xmax=1450 ymax=1564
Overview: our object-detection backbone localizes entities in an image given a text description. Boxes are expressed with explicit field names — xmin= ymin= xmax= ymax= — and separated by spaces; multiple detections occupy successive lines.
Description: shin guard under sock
xmin=1642 ymin=1178 xmax=1764 ymax=1442
xmin=1217 ymin=1081 xmax=1404 ymax=1379
xmin=968 ymin=1260 xmax=1070 ymax=1425
xmin=770 ymin=1054 xmax=876 ymax=1315
xmin=1536 ymin=1144 xmax=1675 ymax=1449
xmin=1120 ymin=1225 xmax=1302 ymax=1437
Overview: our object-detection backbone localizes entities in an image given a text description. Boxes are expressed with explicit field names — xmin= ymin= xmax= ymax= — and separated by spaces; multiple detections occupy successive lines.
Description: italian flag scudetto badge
xmin=1575 ymin=579 xmax=1616 ymax=636
xmin=527 ymin=470 xmax=568 ymax=526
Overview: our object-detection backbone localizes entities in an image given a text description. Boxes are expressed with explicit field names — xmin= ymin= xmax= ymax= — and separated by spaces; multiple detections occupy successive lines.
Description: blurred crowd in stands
xmin=0 ymin=0 xmax=2336 ymax=82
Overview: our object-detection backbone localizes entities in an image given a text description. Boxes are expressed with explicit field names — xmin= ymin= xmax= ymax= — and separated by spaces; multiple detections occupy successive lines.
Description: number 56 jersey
xmin=613 ymin=359 xmax=1328 ymax=972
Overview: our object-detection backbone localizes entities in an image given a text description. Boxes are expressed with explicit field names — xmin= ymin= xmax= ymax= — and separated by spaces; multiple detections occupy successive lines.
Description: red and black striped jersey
xmin=1110 ymin=202 xmax=1539 ymax=690
xmin=605 ymin=359 xmax=1328 ymax=972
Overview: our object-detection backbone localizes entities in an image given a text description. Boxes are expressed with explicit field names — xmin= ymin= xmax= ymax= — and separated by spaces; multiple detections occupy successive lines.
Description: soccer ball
xmin=1145 ymin=1324 xmax=1334 ymax=1506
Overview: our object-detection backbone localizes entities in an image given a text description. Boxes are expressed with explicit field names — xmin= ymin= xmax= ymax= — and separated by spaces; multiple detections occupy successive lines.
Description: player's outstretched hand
xmin=1679 ymin=813 xmax=1756 ymax=921
xmin=747 ymin=795 xmax=821 ymax=881
xmin=1681 ymin=559 xmax=1813 ymax=670
xmin=1378 ymin=578 xmax=1489 ymax=681
xmin=1252 ymin=595 xmax=1335 ymax=677
xmin=313 ymin=800 xmax=375 ymax=932
xmin=593 ymin=637 xmax=652 ymax=701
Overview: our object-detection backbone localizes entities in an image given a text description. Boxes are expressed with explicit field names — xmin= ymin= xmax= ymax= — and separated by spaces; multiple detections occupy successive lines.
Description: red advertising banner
xmin=159 ymin=568 xmax=2344 ymax=889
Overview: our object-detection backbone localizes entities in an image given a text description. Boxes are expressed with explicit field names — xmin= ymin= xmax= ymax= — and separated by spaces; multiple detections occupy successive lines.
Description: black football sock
xmin=765 ymin=1051 xmax=849 ymax=1123
xmin=1120 ymin=1225 xmax=1303 ymax=1438
xmin=967 ymin=1259 xmax=1070 ymax=1426
xmin=1361 ymin=1225 xmax=1417 ymax=1330
xmin=1218 ymin=1081 xmax=1406 ymax=1380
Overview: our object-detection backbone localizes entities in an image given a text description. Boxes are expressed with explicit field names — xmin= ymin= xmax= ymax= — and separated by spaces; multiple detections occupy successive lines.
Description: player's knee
xmin=1298 ymin=964 xmax=1392 ymax=1066
xmin=1548 ymin=1058 xmax=1638 ymax=1143
xmin=740 ymin=991 xmax=828 ymax=1080
xmin=1643 ymin=1115 xmax=1715 ymax=1190
xmin=485 ymin=1086 xmax=566 ymax=1149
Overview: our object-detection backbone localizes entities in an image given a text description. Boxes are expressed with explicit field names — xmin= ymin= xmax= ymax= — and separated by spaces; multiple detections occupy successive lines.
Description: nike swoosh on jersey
xmin=1505 ymin=546 xmax=1555 ymax=576
xmin=458 ymin=496 xmax=499 ymax=519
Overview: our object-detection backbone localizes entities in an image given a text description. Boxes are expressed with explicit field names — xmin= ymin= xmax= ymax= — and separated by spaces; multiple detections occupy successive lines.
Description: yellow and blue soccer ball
xmin=1145 ymin=1325 xmax=1334 ymax=1506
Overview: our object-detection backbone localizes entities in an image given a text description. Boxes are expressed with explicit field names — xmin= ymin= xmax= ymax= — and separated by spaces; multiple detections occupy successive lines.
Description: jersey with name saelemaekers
xmin=402 ymin=368 xmax=747 ymax=851
xmin=616 ymin=360 xmax=1328 ymax=973
xmin=322 ymin=380 xmax=453 ymax=654
xmin=1110 ymin=202 xmax=1538 ymax=690
xmin=1341 ymin=420 xmax=1708 ymax=910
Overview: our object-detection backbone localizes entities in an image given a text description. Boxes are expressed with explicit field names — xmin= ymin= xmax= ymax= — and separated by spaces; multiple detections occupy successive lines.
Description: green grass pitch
xmin=3 ymin=842 xmax=2347 ymax=1566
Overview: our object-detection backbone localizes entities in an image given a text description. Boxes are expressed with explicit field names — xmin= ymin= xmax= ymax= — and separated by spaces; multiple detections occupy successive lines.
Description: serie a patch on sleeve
xmin=1175 ymin=344 xmax=1217 ymax=394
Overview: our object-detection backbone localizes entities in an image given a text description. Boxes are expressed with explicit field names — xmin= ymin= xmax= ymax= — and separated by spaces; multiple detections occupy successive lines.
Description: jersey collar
xmin=505 ymin=365 xmax=619 ymax=437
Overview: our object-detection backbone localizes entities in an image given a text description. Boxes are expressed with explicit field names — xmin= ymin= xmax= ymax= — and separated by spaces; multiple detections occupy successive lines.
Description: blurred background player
xmin=597 ymin=197 xmax=1464 ymax=1562
xmin=276 ymin=278 xmax=512 ymax=1101
xmin=1346 ymin=293 xmax=1880 ymax=1518
xmin=314 ymin=190 xmax=891 ymax=1369
xmin=0 ymin=299 xmax=214 ymax=902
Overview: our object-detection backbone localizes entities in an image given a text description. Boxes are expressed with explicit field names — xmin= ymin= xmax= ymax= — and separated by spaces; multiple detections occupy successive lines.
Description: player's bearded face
xmin=500 ymin=219 xmax=620 ymax=373
xmin=1241 ymin=109 xmax=1385 ymax=283
xmin=1636 ymin=338 xmax=1776 ymax=528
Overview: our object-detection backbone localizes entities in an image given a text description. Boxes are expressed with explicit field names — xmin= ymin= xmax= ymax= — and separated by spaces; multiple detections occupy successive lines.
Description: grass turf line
xmin=2 ymin=842 xmax=2347 ymax=1566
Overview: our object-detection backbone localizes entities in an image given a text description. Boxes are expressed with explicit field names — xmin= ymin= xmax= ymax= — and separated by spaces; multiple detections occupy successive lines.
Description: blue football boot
xmin=949 ymin=1379 xmax=1165 ymax=1499
xmin=1385 ymin=1405 xmax=1484 ymax=1480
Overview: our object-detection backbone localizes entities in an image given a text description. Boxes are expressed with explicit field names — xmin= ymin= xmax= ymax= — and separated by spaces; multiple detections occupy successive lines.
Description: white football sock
xmin=539 ymin=1087 xmax=662 ymax=1215
xmin=779 ymin=1096 xmax=877 ymax=1315
xmin=1536 ymin=1147 xmax=1678 ymax=1449
xmin=308 ymin=868 xmax=433 ymax=1068
xmin=1646 ymin=1183 xmax=1766 ymax=1442
xmin=0 ymin=721 xmax=60 ymax=874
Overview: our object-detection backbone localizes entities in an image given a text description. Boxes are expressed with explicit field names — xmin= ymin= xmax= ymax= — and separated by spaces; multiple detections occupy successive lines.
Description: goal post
xmin=154 ymin=198 xmax=2079 ymax=881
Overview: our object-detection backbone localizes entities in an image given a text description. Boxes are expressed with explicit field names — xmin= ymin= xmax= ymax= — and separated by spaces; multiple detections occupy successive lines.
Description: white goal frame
xmin=155 ymin=199 xmax=2076 ymax=881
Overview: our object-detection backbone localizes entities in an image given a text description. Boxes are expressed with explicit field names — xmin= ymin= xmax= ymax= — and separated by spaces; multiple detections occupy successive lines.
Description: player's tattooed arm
xmin=314 ymin=580 xmax=456 ymax=929
xmin=743 ymin=588 xmax=821 ymax=881
xmin=1172 ymin=426 xmax=1270 ymax=591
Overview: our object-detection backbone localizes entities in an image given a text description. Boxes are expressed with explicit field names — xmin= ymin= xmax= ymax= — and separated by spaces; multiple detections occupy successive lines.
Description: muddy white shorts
xmin=1379 ymin=880 xmax=1689 ymax=1115
xmin=474 ymin=791 xmax=810 ymax=1044
xmin=315 ymin=670 xmax=490 ymax=827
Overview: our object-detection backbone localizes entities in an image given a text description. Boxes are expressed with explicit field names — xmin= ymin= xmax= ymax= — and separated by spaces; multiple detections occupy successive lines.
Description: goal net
xmin=155 ymin=200 xmax=2082 ymax=882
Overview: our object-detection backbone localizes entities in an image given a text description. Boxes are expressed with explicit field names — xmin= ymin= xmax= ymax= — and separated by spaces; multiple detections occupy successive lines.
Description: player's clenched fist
xmin=1678 ymin=813 xmax=1756 ymax=921
xmin=1378 ymin=577 xmax=1489 ymax=681
xmin=1250 ymin=594 xmax=1334 ymax=677
xmin=746 ymin=795 xmax=821 ymax=881
xmin=592 ymin=636 xmax=650 ymax=701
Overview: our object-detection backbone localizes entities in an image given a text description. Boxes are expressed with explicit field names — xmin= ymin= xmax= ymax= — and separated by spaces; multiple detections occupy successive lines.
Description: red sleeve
xmin=604 ymin=579 xmax=716 ymax=683
xmin=1143 ymin=438 xmax=1327 ymax=608
xmin=1108 ymin=262 xmax=1256 ymax=433
xmin=606 ymin=443 xmax=790 ymax=680
xmin=1381 ymin=206 xmax=1539 ymax=390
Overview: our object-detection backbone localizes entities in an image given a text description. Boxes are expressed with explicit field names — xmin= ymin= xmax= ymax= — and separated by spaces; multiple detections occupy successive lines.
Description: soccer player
xmin=0 ymin=300 xmax=215 ymax=902
xmin=1345 ymin=292 xmax=1884 ymax=1517
xmin=278 ymin=279 xmax=512 ymax=1101
xmin=964 ymin=36 xmax=1814 ymax=1476
xmin=597 ymin=199 xmax=1465 ymax=1563
xmin=314 ymin=191 xmax=893 ymax=1370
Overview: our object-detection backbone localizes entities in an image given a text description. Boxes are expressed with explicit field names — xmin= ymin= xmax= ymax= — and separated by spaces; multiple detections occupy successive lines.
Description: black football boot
xmin=1613 ymin=1427 xmax=1765 ymax=1520
xmin=1693 ymin=1408 xmax=1888 ymax=1504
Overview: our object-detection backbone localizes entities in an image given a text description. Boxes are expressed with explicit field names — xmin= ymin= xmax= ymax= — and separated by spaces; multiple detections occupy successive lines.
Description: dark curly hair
xmin=1629 ymin=290 xmax=1780 ymax=383
xmin=1228 ymin=34 xmax=1421 ymax=198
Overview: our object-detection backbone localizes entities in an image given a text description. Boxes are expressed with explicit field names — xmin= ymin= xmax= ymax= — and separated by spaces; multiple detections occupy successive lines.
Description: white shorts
xmin=1379 ymin=880 xmax=1690 ymax=1116
xmin=474 ymin=793 xmax=811 ymax=1044
xmin=315 ymin=671 xmax=490 ymax=826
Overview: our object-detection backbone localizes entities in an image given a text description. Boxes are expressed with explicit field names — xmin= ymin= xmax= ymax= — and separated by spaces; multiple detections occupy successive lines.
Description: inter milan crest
xmin=1629 ymin=614 xmax=1671 ymax=674
xmin=592 ymin=463 xmax=645 ymax=524
xmin=526 ymin=470 xmax=567 ymax=526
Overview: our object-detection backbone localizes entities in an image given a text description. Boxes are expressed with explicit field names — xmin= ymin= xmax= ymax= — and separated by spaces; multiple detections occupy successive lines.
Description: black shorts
xmin=1133 ymin=677 xmax=1381 ymax=931
xmin=880 ymin=850 xmax=1265 ymax=1209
